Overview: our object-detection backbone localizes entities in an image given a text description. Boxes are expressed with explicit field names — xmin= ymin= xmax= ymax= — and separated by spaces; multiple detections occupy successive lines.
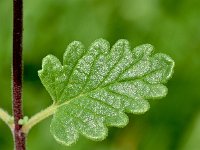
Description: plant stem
xmin=13 ymin=0 xmax=25 ymax=149
xmin=22 ymin=104 xmax=56 ymax=134
xmin=0 ymin=108 xmax=14 ymax=129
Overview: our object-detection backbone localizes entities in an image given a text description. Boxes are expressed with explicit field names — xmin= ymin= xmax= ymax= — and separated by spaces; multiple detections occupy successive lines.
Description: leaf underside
xmin=38 ymin=39 xmax=174 ymax=146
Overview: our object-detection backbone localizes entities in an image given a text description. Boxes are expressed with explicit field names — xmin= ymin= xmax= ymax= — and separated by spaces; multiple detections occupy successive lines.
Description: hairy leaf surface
xmin=39 ymin=39 xmax=174 ymax=146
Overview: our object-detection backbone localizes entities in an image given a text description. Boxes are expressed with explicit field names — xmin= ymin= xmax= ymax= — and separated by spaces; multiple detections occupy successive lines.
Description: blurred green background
xmin=0 ymin=0 xmax=200 ymax=149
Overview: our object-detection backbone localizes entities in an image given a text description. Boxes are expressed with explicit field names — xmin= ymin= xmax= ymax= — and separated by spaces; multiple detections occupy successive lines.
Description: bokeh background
xmin=0 ymin=0 xmax=200 ymax=149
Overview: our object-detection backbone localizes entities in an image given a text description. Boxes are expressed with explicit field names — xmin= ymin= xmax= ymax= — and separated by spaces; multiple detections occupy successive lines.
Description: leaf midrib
xmin=56 ymin=72 xmax=153 ymax=109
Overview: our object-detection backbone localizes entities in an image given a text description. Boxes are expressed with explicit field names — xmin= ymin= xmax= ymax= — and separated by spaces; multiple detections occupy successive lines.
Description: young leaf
xmin=38 ymin=39 xmax=174 ymax=146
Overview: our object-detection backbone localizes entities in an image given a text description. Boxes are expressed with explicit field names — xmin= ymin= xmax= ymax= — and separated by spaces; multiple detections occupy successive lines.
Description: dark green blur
xmin=0 ymin=0 xmax=200 ymax=149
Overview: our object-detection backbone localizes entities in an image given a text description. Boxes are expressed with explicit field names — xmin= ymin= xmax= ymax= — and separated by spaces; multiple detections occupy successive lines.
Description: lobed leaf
xmin=38 ymin=39 xmax=174 ymax=146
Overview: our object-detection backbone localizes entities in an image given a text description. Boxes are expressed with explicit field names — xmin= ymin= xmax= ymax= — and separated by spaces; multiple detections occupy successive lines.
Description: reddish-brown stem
xmin=13 ymin=0 xmax=26 ymax=149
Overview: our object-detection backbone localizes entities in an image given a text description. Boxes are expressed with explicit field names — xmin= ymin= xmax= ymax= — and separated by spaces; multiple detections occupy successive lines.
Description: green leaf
xmin=18 ymin=116 xmax=29 ymax=125
xmin=38 ymin=39 xmax=174 ymax=146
